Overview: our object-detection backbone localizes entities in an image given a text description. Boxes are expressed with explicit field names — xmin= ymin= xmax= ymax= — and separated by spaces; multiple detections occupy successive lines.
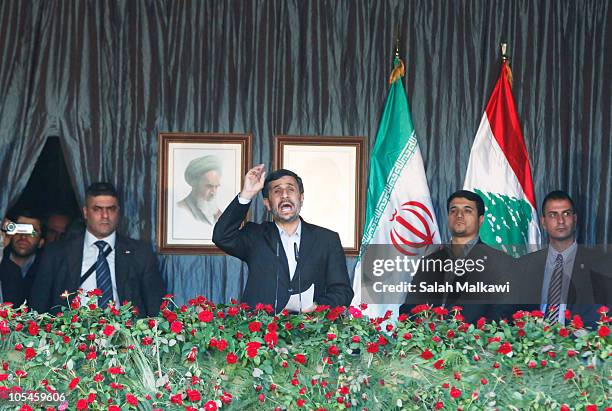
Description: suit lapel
xmin=297 ymin=220 xmax=314 ymax=272
xmin=68 ymin=235 xmax=85 ymax=290
xmin=263 ymin=223 xmax=290 ymax=280
xmin=114 ymin=235 xmax=131 ymax=301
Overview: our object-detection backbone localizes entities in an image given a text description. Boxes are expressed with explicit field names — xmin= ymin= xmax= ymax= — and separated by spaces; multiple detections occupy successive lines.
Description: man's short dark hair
xmin=262 ymin=169 xmax=304 ymax=198
xmin=541 ymin=190 xmax=575 ymax=216
xmin=446 ymin=190 xmax=485 ymax=217
xmin=85 ymin=182 xmax=119 ymax=200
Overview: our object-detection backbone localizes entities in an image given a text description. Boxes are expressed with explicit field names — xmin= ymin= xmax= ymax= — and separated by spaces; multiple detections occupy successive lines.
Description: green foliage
xmin=0 ymin=295 xmax=609 ymax=410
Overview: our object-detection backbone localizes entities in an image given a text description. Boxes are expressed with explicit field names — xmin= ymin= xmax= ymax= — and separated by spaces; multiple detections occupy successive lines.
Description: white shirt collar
xmin=275 ymin=220 xmax=302 ymax=239
xmin=85 ymin=230 xmax=116 ymax=250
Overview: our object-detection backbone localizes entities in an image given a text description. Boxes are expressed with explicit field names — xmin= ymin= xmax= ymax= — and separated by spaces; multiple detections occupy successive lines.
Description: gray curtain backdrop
xmin=1 ymin=1 xmax=610 ymax=305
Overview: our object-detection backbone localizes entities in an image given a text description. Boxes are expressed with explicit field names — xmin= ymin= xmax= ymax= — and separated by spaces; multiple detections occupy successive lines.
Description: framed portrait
xmin=157 ymin=132 xmax=252 ymax=254
xmin=274 ymin=135 xmax=366 ymax=256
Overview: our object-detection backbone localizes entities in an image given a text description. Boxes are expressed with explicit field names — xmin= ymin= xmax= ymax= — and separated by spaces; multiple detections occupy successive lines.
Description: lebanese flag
xmin=463 ymin=61 xmax=540 ymax=256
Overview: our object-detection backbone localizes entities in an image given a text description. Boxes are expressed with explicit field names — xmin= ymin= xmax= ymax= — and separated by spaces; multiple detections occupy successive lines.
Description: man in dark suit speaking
xmin=30 ymin=183 xmax=165 ymax=317
xmin=213 ymin=165 xmax=353 ymax=313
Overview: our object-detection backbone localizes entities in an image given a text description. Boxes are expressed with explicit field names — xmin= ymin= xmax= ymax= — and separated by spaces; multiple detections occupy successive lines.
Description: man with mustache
xmin=517 ymin=190 xmax=611 ymax=326
xmin=213 ymin=165 xmax=353 ymax=313
xmin=30 ymin=182 xmax=165 ymax=317
xmin=0 ymin=210 xmax=45 ymax=306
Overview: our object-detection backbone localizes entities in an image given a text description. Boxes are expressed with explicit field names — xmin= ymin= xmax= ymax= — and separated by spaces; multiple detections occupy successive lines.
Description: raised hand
xmin=240 ymin=164 xmax=266 ymax=200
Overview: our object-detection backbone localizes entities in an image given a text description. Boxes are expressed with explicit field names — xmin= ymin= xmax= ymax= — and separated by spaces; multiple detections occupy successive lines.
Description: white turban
xmin=184 ymin=155 xmax=222 ymax=187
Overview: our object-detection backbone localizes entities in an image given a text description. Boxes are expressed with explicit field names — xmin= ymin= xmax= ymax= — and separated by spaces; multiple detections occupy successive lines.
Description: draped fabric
xmin=0 ymin=1 xmax=609 ymax=305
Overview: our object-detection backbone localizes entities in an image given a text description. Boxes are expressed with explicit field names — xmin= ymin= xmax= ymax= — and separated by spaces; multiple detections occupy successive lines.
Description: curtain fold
xmin=0 ymin=0 xmax=609 ymax=305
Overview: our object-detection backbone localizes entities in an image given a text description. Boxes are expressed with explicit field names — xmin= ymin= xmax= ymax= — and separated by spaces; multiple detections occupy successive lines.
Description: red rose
xmin=125 ymin=393 xmax=138 ymax=406
xmin=170 ymin=321 xmax=183 ymax=333
xmin=481 ymin=378 xmax=488 ymax=385
xmin=108 ymin=366 xmax=124 ymax=375
xmin=296 ymin=399 xmax=305 ymax=407
xmin=69 ymin=377 xmax=80 ymax=390
xmin=248 ymin=321 xmax=262 ymax=332
xmin=570 ymin=315 xmax=583 ymax=329
xmin=348 ymin=306 xmax=363 ymax=318
xmin=93 ymin=373 xmax=104 ymax=383
xmin=410 ymin=304 xmax=430 ymax=314
xmin=226 ymin=352 xmax=238 ymax=364
xmin=598 ymin=325 xmax=610 ymax=337
xmin=198 ymin=310 xmax=214 ymax=323
xmin=186 ymin=389 xmax=201 ymax=402
xmin=264 ymin=332 xmax=278 ymax=347
xmin=204 ymin=400 xmax=218 ymax=411
xmin=449 ymin=386 xmax=461 ymax=399
xmin=328 ymin=345 xmax=340 ymax=356
xmin=108 ymin=405 xmax=121 ymax=411
xmin=584 ymin=405 xmax=597 ymax=411
xmin=433 ymin=359 xmax=444 ymax=370
xmin=216 ymin=339 xmax=228 ymax=351
xmin=420 ymin=349 xmax=433 ymax=360
xmin=142 ymin=336 xmax=153 ymax=346
xmin=434 ymin=401 xmax=444 ymax=409
xmin=76 ymin=399 xmax=88 ymax=410
xmin=497 ymin=342 xmax=512 ymax=355
xmin=245 ymin=341 xmax=261 ymax=358
xmin=27 ymin=321 xmax=40 ymax=336
xmin=293 ymin=353 xmax=307 ymax=364
xmin=103 ymin=325 xmax=115 ymax=337
xmin=170 ymin=393 xmax=183 ymax=405
xmin=367 ymin=342 xmax=379 ymax=353
xmin=563 ymin=369 xmax=575 ymax=380
xmin=24 ymin=347 xmax=36 ymax=361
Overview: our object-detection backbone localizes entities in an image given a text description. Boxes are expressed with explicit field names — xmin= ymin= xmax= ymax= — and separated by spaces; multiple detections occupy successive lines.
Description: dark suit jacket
xmin=213 ymin=196 xmax=353 ymax=311
xmin=29 ymin=232 xmax=165 ymax=317
xmin=0 ymin=247 xmax=41 ymax=307
xmin=517 ymin=246 xmax=612 ymax=326
xmin=399 ymin=242 xmax=516 ymax=323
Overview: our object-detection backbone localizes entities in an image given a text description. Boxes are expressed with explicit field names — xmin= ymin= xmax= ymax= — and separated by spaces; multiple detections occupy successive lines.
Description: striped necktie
xmin=545 ymin=253 xmax=564 ymax=322
xmin=94 ymin=241 xmax=113 ymax=309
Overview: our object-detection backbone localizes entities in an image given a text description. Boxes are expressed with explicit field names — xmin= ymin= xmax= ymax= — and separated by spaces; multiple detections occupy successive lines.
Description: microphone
xmin=294 ymin=242 xmax=302 ymax=313
xmin=274 ymin=242 xmax=280 ymax=314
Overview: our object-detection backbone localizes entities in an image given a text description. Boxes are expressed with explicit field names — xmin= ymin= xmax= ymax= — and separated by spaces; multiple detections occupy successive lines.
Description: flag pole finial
xmin=500 ymin=43 xmax=513 ymax=87
xmin=389 ymin=27 xmax=405 ymax=84
xmin=501 ymin=43 xmax=509 ymax=62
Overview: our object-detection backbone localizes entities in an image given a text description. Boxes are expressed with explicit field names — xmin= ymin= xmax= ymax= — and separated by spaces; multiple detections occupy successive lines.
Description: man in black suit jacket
xmin=0 ymin=210 xmax=45 ymax=306
xmin=399 ymin=190 xmax=516 ymax=323
xmin=29 ymin=182 xmax=164 ymax=317
xmin=517 ymin=191 xmax=611 ymax=327
xmin=213 ymin=165 xmax=353 ymax=313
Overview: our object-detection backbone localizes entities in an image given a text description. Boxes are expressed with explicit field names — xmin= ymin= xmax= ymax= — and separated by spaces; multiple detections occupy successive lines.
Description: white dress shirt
xmin=80 ymin=230 xmax=119 ymax=306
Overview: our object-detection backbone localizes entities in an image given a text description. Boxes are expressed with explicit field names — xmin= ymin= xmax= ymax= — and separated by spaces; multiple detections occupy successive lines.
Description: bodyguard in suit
xmin=518 ymin=190 xmax=611 ymax=327
xmin=399 ymin=190 xmax=515 ymax=323
xmin=213 ymin=165 xmax=353 ymax=313
xmin=29 ymin=183 xmax=165 ymax=317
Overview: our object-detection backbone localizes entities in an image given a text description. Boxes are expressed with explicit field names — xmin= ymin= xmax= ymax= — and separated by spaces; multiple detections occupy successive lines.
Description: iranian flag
xmin=352 ymin=58 xmax=440 ymax=319
xmin=463 ymin=60 xmax=540 ymax=256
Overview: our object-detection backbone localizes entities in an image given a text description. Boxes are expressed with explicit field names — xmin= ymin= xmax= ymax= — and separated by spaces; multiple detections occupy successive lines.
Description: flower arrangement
xmin=0 ymin=292 xmax=610 ymax=410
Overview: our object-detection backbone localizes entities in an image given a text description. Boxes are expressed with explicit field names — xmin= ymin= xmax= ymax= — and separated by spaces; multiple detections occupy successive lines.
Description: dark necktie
xmin=545 ymin=253 xmax=564 ymax=323
xmin=94 ymin=240 xmax=113 ymax=309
